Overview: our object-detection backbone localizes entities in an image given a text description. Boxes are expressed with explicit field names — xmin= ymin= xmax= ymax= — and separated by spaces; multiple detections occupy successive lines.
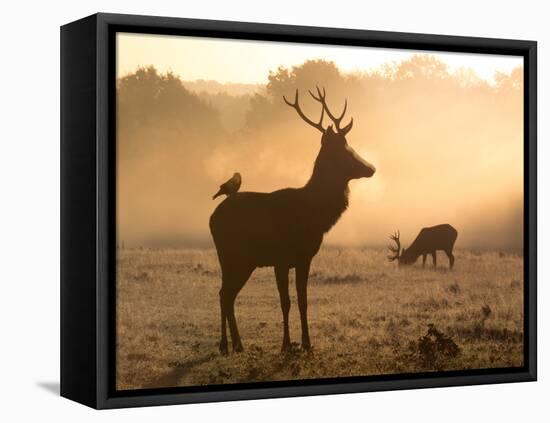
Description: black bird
xmin=213 ymin=172 xmax=242 ymax=200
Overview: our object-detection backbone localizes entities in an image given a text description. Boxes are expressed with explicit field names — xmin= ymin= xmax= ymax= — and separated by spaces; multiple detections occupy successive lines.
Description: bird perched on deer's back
xmin=213 ymin=172 xmax=242 ymax=200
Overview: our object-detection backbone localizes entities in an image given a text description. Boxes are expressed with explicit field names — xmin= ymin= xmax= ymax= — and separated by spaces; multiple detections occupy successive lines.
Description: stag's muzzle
xmin=360 ymin=159 xmax=376 ymax=178
xmin=348 ymin=146 xmax=376 ymax=178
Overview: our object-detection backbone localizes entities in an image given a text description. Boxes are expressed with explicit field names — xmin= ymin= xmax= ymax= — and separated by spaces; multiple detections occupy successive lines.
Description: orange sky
xmin=117 ymin=33 xmax=522 ymax=84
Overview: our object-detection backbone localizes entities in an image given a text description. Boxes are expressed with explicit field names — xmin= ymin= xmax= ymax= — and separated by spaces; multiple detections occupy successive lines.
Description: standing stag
xmin=210 ymin=87 xmax=376 ymax=354
xmin=388 ymin=224 xmax=458 ymax=269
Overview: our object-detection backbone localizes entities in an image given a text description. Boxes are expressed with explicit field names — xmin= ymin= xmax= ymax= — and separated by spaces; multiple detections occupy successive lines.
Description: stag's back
xmin=209 ymin=189 xmax=324 ymax=268
xmin=410 ymin=224 xmax=458 ymax=252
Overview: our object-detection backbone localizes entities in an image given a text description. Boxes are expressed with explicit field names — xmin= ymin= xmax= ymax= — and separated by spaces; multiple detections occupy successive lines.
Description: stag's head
xmin=387 ymin=230 xmax=413 ymax=266
xmin=284 ymin=87 xmax=375 ymax=185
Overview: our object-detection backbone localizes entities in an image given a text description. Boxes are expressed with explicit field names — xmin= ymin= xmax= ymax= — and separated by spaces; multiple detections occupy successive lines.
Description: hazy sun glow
xmin=117 ymin=33 xmax=522 ymax=85
xmin=116 ymin=32 xmax=524 ymax=249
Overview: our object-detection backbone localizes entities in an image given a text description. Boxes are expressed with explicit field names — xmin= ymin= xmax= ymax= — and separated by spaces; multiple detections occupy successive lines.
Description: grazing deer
xmin=210 ymin=87 xmax=375 ymax=354
xmin=388 ymin=224 xmax=458 ymax=269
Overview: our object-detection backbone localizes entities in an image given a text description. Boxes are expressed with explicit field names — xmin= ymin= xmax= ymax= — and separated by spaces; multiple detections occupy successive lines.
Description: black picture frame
xmin=60 ymin=12 xmax=537 ymax=409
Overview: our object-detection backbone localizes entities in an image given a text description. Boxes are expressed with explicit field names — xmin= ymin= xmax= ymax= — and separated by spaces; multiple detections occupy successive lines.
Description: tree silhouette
xmin=117 ymin=66 xmax=222 ymax=157
xmin=115 ymin=56 xmax=524 ymax=250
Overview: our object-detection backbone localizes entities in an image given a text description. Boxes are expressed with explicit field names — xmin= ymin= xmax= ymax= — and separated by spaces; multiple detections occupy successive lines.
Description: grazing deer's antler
xmin=387 ymin=230 xmax=401 ymax=261
xmin=283 ymin=89 xmax=325 ymax=133
xmin=308 ymin=86 xmax=353 ymax=135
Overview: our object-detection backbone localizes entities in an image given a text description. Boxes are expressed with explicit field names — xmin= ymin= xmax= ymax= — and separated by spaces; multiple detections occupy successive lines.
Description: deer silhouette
xmin=388 ymin=224 xmax=458 ymax=269
xmin=209 ymin=87 xmax=376 ymax=354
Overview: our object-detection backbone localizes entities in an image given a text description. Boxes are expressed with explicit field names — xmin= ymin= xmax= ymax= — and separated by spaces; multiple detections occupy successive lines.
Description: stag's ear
xmin=321 ymin=125 xmax=336 ymax=145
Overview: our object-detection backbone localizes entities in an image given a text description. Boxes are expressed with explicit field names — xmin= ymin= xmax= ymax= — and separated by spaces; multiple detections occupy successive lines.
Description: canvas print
xmin=115 ymin=32 xmax=524 ymax=391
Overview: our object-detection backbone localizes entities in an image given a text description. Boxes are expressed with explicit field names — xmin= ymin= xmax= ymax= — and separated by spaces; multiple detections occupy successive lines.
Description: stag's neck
xmin=302 ymin=173 xmax=350 ymax=234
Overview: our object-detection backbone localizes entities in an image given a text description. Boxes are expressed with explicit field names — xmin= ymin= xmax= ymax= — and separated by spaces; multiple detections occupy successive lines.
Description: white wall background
xmin=0 ymin=0 xmax=547 ymax=420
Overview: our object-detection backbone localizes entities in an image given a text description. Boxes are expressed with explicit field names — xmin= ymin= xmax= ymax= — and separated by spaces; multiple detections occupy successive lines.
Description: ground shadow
xmin=145 ymin=353 xmax=218 ymax=389
xmin=36 ymin=381 xmax=60 ymax=396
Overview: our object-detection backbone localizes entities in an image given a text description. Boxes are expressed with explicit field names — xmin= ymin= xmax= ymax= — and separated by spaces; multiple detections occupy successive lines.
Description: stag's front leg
xmin=275 ymin=266 xmax=291 ymax=352
xmin=447 ymin=250 xmax=455 ymax=269
xmin=296 ymin=261 xmax=311 ymax=351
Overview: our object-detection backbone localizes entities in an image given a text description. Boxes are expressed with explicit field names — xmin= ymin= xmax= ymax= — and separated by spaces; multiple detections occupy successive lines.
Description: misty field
xmin=116 ymin=247 xmax=523 ymax=390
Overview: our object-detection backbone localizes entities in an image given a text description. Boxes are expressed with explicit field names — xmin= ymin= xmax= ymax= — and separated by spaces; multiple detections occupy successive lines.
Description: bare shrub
xmin=406 ymin=324 xmax=461 ymax=370
xmin=447 ymin=282 xmax=461 ymax=295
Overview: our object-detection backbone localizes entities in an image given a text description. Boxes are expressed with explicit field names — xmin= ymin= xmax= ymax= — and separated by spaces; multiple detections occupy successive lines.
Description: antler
xmin=308 ymin=86 xmax=353 ymax=135
xmin=283 ymin=89 xmax=325 ymax=134
xmin=387 ymin=230 xmax=401 ymax=262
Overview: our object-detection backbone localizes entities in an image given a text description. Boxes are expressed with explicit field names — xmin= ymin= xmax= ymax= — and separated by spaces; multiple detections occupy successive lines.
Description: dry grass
xmin=116 ymin=247 xmax=523 ymax=390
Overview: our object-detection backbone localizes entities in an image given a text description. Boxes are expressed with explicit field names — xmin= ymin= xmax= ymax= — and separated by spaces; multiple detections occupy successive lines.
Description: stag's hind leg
xmin=219 ymin=265 xmax=253 ymax=354
xmin=219 ymin=289 xmax=229 ymax=355
xmin=275 ymin=265 xmax=291 ymax=352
